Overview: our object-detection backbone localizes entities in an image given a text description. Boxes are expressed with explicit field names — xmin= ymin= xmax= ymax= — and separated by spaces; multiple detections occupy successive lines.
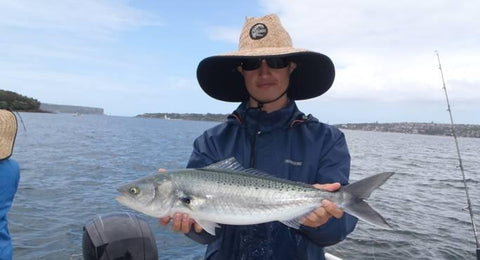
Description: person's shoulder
xmin=301 ymin=114 xmax=344 ymax=136
xmin=204 ymin=112 xmax=243 ymax=132
xmin=0 ymin=158 xmax=19 ymax=167
xmin=0 ymin=158 xmax=20 ymax=179
xmin=203 ymin=120 xmax=232 ymax=133
xmin=196 ymin=118 xmax=241 ymax=141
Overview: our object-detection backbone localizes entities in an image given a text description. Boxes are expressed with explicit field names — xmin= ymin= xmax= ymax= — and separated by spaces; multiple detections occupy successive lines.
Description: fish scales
xmin=171 ymin=168 xmax=322 ymax=219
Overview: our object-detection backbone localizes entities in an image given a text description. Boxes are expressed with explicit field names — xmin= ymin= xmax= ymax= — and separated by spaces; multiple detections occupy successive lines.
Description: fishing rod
xmin=435 ymin=50 xmax=480 ymax=260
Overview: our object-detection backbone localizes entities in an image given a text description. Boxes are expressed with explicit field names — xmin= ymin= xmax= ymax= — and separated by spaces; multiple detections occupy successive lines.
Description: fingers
xmin=302 ymin=207 xmax=330 ymax=227
xmin=193 ymin=222 xmax=203 ymax=233
xmin=158 ymin=213 xmax=203 ymax=234
xmin=171 ymin=213 xmax=184 ymax=232
xmin=313 ymin=182 xmax=344 ymax=218
xmin=312 ymin=182 xmax=341 ymax=192
xmin=322 ymin=200 xmax=344 ymax=219
xmin=159 ymin=216 xmax=171 ymax=226
xmin=181 ymin=214 xmax=193 ymax=233
xmin=302 ymin=183 xmax=345 ymax=228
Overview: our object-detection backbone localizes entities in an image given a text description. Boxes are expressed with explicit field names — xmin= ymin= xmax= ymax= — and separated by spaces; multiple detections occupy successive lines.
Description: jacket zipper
xmin=249 ymin=127 xmax=261 ymax=168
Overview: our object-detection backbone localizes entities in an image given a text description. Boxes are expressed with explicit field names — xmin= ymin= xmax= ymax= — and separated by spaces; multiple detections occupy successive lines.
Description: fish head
xmin=116 ymin=173 xmax=174 ymax=218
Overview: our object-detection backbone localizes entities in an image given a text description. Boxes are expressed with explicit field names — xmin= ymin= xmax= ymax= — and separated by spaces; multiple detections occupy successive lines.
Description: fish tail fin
xmin=342 ymin=172 xmax=395 ymax=229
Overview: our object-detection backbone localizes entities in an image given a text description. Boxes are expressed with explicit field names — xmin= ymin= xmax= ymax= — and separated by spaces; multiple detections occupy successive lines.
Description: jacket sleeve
xmin=299 ymin=130 xmax=358 ymax=246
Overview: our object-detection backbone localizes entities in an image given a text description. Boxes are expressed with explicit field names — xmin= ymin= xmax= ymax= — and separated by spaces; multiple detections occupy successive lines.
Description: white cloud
xmin=253 ymin=0 xmax=480 ymax=104
xmin=0 ymin=0 xmax=169 ymax=114
xmin=0 ymin=0 xmax=162 ymax=36
xmin=1 ymin=0 xmax=478 ymax=122
xmin=0 ymin=0 xmax=164 ymax=69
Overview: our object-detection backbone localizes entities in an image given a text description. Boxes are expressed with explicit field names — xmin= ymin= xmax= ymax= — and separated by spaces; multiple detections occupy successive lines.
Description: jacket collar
xmin=229 ymin=99 xmax=308 ymax=132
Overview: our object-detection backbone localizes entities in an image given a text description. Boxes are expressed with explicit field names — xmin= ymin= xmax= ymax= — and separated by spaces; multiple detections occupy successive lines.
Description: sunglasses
xmin=240 ymin=57 xmax=290 ymax=71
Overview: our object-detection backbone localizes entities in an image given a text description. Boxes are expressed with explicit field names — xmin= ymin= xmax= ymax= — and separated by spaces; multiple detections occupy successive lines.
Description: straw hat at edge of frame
xmin=0 ymin=109 xmax=18 ymax=160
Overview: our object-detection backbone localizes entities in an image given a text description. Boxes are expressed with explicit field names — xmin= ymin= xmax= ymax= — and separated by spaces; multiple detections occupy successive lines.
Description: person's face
xmin=238 ymin=58 xmax=296 ymax=106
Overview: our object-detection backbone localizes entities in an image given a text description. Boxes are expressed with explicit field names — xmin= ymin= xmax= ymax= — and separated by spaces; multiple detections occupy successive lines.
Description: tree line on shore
xmin=0 ymin=89 xmax=41 ymax=111
xmin=3 ymin=89 xmax=478 ymax=138
xmin=138 ymin=113 xmax=480 ymax=138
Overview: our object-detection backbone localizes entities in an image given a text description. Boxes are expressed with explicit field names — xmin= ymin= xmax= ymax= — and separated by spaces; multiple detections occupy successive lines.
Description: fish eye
xmin=180 ymin=197 xmax=191 ymax=205
xmin=129 ymin=187 xmax=140 ymax=195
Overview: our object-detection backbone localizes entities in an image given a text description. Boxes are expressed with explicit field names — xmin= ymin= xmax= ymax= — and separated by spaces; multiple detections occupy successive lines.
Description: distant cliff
xmin=40 ymin=103 xmax=104 ymax=115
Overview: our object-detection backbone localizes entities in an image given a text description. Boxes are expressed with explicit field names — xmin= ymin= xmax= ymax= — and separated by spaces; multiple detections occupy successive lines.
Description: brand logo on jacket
xmin=284 ymin=159 xmax=303 ymax=166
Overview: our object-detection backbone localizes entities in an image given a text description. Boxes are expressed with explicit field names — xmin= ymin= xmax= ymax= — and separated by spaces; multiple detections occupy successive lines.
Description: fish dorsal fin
xmin=203 ymin=157 xmax=245 ymax=171
xmin=202 ymin=157 xmax=280 ymax=179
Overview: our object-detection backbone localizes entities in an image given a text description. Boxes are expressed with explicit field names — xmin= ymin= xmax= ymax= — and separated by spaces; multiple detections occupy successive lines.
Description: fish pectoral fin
xmin=195 ymin=219 xmax=220 ymax=236
xmin=279 ymin=209 xmax=315 ymax=230
xmin=280 ymin=219 xmax=301 ymax=229
xmin=280 ymin=218 xmax=302 ymax=230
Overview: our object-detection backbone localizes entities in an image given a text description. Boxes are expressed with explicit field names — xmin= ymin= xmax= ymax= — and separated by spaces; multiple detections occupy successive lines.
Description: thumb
xmin=313 ymin=182 xmax=341 ymax=192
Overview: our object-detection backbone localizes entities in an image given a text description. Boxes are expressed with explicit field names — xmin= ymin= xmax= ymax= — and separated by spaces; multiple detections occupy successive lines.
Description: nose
xmin=258 ymin=59 xmax=271 ymax=75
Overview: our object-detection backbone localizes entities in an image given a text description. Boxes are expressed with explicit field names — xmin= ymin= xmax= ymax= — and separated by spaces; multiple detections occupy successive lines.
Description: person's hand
xmin=157 ymin=168 xmax=203 ymax=234
xmin=159 ymin=213 xmax=203 ymax=234
xmin=301 ymin=183 xmax=344 ymax=228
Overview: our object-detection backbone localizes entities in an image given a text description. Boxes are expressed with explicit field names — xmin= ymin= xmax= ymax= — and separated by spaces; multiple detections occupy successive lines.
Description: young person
xmin=161 ymin=14 xmax=357 ymax=260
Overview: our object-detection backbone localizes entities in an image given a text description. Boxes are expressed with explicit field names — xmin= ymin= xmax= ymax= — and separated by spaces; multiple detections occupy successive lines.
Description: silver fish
xmin=116 ymin=158 xmax=394 ymax=235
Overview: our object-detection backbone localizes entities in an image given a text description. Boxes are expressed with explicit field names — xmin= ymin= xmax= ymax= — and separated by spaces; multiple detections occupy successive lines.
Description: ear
xmin=289 ymin=62 xmax=297 ymax=73
xmin=236 ymin=66 xmax=244 ymax=75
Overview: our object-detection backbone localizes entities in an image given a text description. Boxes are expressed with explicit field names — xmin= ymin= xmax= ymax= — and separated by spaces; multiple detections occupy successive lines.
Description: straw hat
xmin=197 ymin=14 xmax=335 ymax=102
xmin=0 ymin=109 xmax=18 ymax=160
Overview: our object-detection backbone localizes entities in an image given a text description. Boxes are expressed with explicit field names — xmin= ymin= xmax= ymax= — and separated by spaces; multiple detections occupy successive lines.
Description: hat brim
xmin=196 ymin=51 xmax=335 ymax=102
xmin=0 ymin=110 xmax=18 ymax=160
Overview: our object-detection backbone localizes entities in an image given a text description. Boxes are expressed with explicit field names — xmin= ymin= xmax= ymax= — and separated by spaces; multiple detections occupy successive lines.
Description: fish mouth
xmin=115 ymin=194 xmax=139 ymax=208
xmin=115 ymin=195 xmax=145 ymax=213
xmin=115 ymin=195 xmax=130 ymax=206
xmin=115 ymin=195 xmax=164 ymax=218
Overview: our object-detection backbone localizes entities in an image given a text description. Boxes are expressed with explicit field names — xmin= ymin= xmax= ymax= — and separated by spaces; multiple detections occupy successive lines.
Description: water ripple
xmin=8 ymin=114 xmax=480 ymax=259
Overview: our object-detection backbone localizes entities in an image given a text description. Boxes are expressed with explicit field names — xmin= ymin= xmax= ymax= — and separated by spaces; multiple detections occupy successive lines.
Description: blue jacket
xmin=0 ymin=159 xmax=20 ymax=260
xmin=186 ymin=100 xmax=357 ymax=260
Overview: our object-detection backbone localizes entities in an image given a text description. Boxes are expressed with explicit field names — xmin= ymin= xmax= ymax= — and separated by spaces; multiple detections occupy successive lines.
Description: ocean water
xmin=8 ymin=112 xmax=480 ymax=259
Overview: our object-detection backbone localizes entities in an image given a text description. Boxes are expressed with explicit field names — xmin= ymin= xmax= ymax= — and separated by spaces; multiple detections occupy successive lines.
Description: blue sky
xmin=1 ymin=0 xmax=479 ymax=124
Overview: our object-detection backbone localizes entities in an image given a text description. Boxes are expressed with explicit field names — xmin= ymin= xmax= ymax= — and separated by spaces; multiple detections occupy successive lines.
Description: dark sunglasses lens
xmin=241 ymin=57 xmax=289 ymax=70
xmin=266 ymin=57 xmax=289 ymax=68
xmin=241 ymin=59 xmax=261 ymax=70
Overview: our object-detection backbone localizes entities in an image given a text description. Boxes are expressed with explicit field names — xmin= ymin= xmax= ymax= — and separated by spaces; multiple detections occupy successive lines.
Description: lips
xmin=257 ymin=81 xmax=276 ymax=88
